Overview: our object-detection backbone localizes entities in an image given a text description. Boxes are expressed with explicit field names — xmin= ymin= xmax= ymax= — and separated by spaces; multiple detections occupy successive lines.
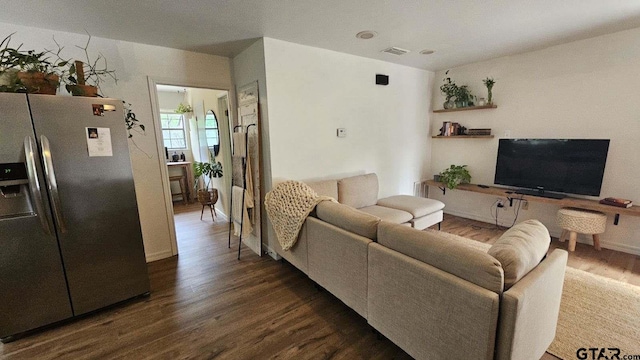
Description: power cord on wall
xmin=489 ymin=195 xmax=525 ymax=230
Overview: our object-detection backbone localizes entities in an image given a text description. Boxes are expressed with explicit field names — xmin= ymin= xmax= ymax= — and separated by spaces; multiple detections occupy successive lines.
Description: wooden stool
xmin=556 ymin=207 xmax=606 ymax=251
xmin=169 ymin=175 xmax=188 ymax=205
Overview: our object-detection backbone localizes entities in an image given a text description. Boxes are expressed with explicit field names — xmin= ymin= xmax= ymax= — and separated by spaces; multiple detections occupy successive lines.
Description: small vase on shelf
xmin=443 ymin=99 xmax=455 ymax=109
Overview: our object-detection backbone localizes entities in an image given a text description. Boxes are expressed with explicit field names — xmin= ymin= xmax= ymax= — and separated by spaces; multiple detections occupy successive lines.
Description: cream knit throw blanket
xmin=265 ymin=180 xmax=335 ymax=251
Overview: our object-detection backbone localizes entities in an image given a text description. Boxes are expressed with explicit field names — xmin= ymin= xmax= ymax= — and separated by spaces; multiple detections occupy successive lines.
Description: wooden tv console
xmin=425 ymin=180 xmax=640 ymax=225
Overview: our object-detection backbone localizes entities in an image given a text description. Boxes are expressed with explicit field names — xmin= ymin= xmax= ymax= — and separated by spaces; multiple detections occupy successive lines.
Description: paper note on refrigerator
xmin=86 ymin=127 xmax=113 ymax=157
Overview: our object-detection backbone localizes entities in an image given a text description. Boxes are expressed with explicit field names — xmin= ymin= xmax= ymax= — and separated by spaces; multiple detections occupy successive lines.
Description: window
xmin=161 ymin=113 xmax=187 ymax=149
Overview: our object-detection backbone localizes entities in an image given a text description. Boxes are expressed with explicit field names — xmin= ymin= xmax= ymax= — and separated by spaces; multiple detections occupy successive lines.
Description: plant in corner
xmin=439 ymin=70 xmax=458 ymax=109
xmin=483 ymin=77 xmax=495 ymax=104
xmin=439 ymin=165 xmax=471 ymax=190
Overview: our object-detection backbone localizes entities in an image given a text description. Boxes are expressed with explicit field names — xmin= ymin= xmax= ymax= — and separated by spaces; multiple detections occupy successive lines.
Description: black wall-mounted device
xmin=376 ymin=74 xmax=389 ymax=86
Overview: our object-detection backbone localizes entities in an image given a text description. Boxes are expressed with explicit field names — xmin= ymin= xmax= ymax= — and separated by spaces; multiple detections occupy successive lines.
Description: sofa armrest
xmin=495 ymin=249 xmax=568 ymax=360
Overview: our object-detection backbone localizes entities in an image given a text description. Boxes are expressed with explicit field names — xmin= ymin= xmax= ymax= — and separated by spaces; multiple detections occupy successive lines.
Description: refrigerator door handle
xmin=40 ymin=135 xmax=67 ymax=233
xmin=24 ymin=136 xmax=52 ymax=235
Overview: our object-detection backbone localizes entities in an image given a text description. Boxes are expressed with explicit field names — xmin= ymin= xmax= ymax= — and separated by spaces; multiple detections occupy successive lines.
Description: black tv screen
xmin=494 ymin=139 xmax=610 ymax=196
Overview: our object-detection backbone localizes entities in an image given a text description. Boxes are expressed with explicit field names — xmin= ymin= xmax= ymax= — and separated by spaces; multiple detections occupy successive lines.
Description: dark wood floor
xmin=1 ymin=207 xmax=638 ymax=359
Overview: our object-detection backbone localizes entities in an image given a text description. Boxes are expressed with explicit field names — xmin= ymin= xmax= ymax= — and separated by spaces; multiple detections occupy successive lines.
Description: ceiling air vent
xmin=382 ymin=47 xmax=410 ymax=56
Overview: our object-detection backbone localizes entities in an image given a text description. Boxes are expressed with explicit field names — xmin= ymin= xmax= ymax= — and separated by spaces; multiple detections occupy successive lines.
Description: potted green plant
xmin=175 ymin=103 xmax=193 ymax=118
xmin=483 ymin=77 xmax=496 ymax=104
xmin=43 ymin=34 xmax=117 ymax=97
xmin=193 ymin=157 xmax=223 ymax=206
xmin=439 ymin=165 xmax=471 ymax=190
xmin=0 ymin=34 xmax=65 ymax=94
xmin=454 ymin=85 xmax=474 ymax=108
xmin=439 ymin=70 xmax=458 ymax=109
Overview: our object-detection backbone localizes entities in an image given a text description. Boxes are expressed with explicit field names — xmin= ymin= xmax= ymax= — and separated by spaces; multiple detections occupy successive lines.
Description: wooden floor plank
xmin=2 ymin=205 xmax=637 ymax=359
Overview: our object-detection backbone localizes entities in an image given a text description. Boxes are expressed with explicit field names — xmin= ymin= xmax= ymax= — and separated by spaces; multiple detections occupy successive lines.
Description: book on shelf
xmin=599 ymin=199 xmax=633 ymax=208
xmin=603 ymin=197 xmax=632 ymax=205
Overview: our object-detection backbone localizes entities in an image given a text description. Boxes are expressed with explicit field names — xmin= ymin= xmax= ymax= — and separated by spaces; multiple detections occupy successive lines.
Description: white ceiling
xmin=2 ymin=0 xmax=640 ymax=70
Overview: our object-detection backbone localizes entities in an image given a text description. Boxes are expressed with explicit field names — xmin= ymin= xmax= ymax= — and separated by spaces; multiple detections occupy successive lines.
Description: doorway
xmin=152 ymin=83 xmax=233 ymax=253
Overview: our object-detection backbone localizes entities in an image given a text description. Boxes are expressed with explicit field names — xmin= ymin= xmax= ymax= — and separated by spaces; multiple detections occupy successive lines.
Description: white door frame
xmin=147 ymin=76 xmax=236 ymax=256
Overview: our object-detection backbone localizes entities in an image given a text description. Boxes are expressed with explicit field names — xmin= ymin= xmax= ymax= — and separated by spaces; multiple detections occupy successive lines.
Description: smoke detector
xmin=356 ymin=31 xmax=377 ymax=40
xmin=420 ymin=49 xmax=435 ymax=55
xmin=381 ymin=47 xmax=410 ymax=56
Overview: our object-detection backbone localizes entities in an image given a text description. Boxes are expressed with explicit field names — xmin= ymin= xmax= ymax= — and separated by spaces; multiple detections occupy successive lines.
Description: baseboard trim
xmin=263 ymin=245 xmax=281 ymax=260
xmin=145 ymin=250 xmax=174 ymax=263
xmin=443 ymin=209 xmax=640 ymax=256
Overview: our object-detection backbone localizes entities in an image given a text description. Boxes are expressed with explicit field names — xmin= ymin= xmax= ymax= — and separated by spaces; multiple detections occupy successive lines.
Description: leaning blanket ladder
xmin=228 ymin=123 xmax=256 ymax=260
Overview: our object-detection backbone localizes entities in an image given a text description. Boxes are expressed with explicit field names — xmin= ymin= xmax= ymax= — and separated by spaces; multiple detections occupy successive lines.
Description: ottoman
xmin=556 ymin=207 xmax=607 ymax=251
xmin=377 ymin=195 xmax=445 ymax=230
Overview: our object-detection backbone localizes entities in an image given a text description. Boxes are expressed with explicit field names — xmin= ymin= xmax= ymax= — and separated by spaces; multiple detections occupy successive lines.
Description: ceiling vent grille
xmin=382 ymin=47 xmax=410 ymax=56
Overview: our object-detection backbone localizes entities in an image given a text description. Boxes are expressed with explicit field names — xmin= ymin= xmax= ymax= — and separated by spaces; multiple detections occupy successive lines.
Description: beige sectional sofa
xmin=271 ymin=174 xmax=568 ymax=360
xmin=312 ymin=173 xmax=445 ymax=230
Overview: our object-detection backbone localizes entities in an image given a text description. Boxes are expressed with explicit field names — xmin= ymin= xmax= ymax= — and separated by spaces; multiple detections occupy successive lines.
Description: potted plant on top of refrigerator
xmin=52 ymin=34 xmax=117 ymax=97
xmin=0 ymin=34 xmax=66 ymax=95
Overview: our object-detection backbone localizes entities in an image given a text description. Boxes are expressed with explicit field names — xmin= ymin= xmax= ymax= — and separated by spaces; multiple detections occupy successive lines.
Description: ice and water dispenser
xmin=0 ymin=162 xmax=34 ymax=219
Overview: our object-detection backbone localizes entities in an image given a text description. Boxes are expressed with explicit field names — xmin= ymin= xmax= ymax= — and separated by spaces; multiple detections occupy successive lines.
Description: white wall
xmin=0 ymin=22 xmax=233 ymax=261
xmin=430 ymin=27 xmax=640 ymax=254
xmin=261 ymin=38 xmax=433 ymax=254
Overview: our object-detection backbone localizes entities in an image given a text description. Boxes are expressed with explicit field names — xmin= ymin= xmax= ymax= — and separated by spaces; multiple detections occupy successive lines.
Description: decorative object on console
xmin=483 ymin=77 xmax=495 ymax=104
xmin=438 ymin=164 xmax=471 ymax=190
xmin=477 ymin=97 xmax=486 ymax=106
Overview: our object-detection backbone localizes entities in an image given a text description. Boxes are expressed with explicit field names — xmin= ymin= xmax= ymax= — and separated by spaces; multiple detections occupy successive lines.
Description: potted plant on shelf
xmin=439 ymin=70 xmax=458 ymax=109
xmin=483 ymin=77 xmax=495 ymax=105
xmin=454 ymin=85 xmax=474 ymax=108
xmin=439 ymin=165 xmax=471 ymax=190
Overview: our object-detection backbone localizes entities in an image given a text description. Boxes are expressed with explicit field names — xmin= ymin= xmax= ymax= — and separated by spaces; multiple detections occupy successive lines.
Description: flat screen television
xmin=494 ymin=139 xmax=610 ymax=198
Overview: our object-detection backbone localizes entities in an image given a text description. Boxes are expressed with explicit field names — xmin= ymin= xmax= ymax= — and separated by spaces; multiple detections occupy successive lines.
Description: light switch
xmin=337 ymin=128 xmax=347 ymax=138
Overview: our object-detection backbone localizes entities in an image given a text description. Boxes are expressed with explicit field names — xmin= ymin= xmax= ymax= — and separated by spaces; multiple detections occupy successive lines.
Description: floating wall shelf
xmin=431 ymin=135 xmax=494 ymax=139
xmin=433 ymin=104 xmax=497 ymax=113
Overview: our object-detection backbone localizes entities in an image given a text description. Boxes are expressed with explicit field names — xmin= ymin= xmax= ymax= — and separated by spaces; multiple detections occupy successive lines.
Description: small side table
xmin=556 ymin=208 xmax=607 ymax=251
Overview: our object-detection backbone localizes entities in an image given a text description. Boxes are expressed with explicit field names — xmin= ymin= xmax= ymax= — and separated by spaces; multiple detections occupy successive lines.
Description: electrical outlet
xmin=496 ymin=198 xmax=505 ymax=208
xmin=337 ymin=128 xmax=347 ymax=137
xmin=521 ymin=200 xmax=529 ymax=210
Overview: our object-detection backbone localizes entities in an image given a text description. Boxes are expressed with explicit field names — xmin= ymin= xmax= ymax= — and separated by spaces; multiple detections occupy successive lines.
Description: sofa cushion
xmin=377 ymin=195 xmax=445 ymax=218
xmin=305 ymin=179 xmax=338 ymax=199
xmin=316 ymin=201 xmax=380 ymax=240
xmin=338 ymin=173 xmax=379 ymax=208
xmin=488 ymin=220 xmax=551 ymax=290
xmin=359 ymin=205 xmax=413 ymax=224
xmin=377 ymin=221 xmax=504 ymax=293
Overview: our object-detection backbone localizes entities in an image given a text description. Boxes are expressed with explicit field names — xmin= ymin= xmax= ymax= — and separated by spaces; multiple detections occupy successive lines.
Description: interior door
xmin=0 ymin=93 xmax=72 ymax=339
xmin=28 ymin=95 xmax=149 ymax=316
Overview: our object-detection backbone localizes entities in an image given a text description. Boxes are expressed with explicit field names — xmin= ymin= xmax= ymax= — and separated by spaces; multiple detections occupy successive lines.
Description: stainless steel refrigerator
xmin=0 ymin=93 xmax=150 ymax=342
